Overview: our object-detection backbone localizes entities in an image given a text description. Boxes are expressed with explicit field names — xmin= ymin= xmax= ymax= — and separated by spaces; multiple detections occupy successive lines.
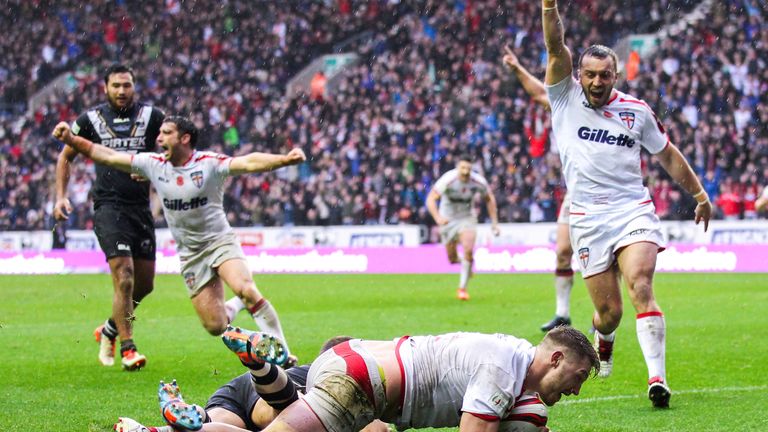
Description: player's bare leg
xmin=106 ymin=256 xmax=146 ymax=370
xmin=218 ymin=259 xmax=293 ymax=365
xmin=191 ymin=276 xmax=229 ymax=336
xmin=542 ymin=223 xmax=574 ymax=331
xmin=617 ymin=242 xmax=670 ymax=408
xmin=261 ymin=401 xmax=324 ymax=432
xmin=457 ymin=228 xmax=477 ymax=301
xmin=584 ymin=266 xmax=622 ymax=378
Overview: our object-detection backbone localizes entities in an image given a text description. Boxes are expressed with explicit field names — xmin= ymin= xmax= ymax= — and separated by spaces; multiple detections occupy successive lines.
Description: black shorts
xmin=93 ymin=204 xmax=156 ymax=261
xmin=205 ymin=366 xmax=310 ymax=431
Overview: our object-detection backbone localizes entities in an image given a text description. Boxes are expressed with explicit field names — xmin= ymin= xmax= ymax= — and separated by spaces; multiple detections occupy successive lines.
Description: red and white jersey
xmin=433 ymin=169 xmax=491 ymax=220
xmin=546 ymin=77 xmax=669 ymax=213
xmin=132 ymin=151 xmax=234 ymax=254
xmin=396 ymin=332 xmax=535 ymax=429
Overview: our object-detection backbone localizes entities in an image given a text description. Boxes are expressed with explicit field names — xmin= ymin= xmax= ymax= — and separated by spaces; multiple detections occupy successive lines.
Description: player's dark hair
xmin=103 ymin=64 xmax=136 ymax=85
xmin=457 ymin=152 xmax=474 ymax=163
xmin=543 ymin=326 xmax=601 ymax=377
xmin=319 ymin=335 xmax=353 ymax=354
xmin=578 ymin=44 xmax=618 ymax=73
xmin=164 ymin=115 xmax=199 ymax=148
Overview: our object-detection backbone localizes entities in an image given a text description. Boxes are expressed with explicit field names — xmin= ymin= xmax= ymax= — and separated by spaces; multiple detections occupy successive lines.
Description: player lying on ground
xmin=213 ymin=326 xmax=597 ymax=432
xmin=115 ymin=332 xmax=391 ymax=432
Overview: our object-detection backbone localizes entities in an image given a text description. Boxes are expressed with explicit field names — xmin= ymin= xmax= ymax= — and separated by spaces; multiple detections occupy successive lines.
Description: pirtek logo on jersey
xmin=163 ymin=197 xmax=209 ymax=211
xmin=577 ymin=127 xmax=635 ymax=148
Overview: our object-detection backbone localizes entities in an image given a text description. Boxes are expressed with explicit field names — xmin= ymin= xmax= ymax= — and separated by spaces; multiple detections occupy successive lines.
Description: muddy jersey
xmin=546 ymin=77 xmax=668 ymax=213
xmin=398 ymin=332 xmax=535 ymax=429
xmin=71 ymin=102 xmax=164 ymax=208
xmin=131 ymin=151 xmax=233 ymax=254
xmin=433 ymin=169 xmax=491 ymax=220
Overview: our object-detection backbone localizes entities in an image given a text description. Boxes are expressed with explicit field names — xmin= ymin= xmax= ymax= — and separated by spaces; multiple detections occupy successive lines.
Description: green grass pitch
xmin=0 ymin=272 xmax=766 ymax=431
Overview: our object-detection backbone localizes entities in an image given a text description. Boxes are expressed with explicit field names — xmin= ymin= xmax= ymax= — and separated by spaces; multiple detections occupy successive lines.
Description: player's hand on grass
xmin=53 ymin=197 xmax=72 ymax=221
xmin=52 ymin=122 xmax=72 ymax=144
xmin=695 ymin=199 xmax=712 ymax=232
xmin=285 ymin=148 xmax=307 ymax=165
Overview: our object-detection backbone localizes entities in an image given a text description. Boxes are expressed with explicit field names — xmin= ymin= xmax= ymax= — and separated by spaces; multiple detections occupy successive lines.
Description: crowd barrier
xmin=0 ymin=244 xmax=765 ymax=275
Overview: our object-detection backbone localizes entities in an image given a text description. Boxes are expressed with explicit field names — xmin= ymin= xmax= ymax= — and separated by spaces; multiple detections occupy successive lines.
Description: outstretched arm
xmin=656 ymin=143 xmax=713 ymax=231
xmin=52 ymin=122 xmax=133 ymax=173
xmin=502 ymin=45 xmax=550 ymax=110
xmin=541 ymin=0 xmax=573 ymax=85
xmin=229 ymin=148 xmax=306 ymax=176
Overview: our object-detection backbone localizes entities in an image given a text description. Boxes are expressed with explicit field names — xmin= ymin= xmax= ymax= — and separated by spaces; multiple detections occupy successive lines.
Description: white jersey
xmin=131 ymin=151 xmax=234 ymax=255
xmin=397 ymin=332 xmax=535 ymax=429
xmin=546 ymin=77 xmax=669 ymax=213
xmin=433 ymin=169 xmax=491 ymax=220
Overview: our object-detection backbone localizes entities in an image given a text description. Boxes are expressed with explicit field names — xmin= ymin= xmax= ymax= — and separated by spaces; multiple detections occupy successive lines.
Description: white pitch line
xmin=559 ymin=385 xmax=768 ymax=405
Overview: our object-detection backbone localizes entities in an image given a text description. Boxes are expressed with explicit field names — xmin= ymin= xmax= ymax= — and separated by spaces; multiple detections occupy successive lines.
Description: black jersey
xmin=71 ymin=101 xmax=164 ymax=207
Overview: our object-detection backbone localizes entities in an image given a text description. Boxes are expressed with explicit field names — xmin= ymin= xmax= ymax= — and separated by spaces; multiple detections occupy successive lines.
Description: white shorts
xmin=557 ymin=192 xmax=571 ymax=224
xmin=179 ymin=233 xmax=246 ymax=297
xmin=303 ymin=339 xmax=387 ymax=432
xmin=439 ymin=217 xmax=477 ymax=245
xmin=569 ymin=203 xmax=665 ymax=278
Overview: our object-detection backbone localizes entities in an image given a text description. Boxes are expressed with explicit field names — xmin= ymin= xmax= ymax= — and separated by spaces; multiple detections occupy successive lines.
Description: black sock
xmin=102 ymin=319 xmax=118 ymax=339
xmin=120 ymin=339 xmax=137 ymax=355
xmin=250 ymin=366 xmax=298 ymax=410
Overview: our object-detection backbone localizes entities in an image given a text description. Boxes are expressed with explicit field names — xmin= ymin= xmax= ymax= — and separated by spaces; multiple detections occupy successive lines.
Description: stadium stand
xmin=0 ymin=0 xmax=765 ymax=233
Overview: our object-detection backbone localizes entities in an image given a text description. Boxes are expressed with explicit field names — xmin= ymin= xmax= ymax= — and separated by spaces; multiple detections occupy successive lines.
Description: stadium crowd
xmin=1 ymin=0 xmax=766 ymax=233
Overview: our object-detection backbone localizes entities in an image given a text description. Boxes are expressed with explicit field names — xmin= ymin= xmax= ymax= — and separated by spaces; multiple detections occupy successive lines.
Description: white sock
xmin=636 ymin=312 xmax=666 ymax=380
xmin=596 ymin=329 xmax=616 ymax=343
xmin=554 ymin=271 xmax=574 ymax=317
xmin=459 ymin=259 xmax=472 ymax=289
xmin=225 ymin=296 xmax=246 ymax=323
xmin=250 ymin=299 xmax=290 ymax=352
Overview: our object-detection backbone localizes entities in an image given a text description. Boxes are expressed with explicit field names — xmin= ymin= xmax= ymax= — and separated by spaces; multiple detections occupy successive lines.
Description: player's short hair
xmin=319 ymin=335 xmax=353 ymax=354
xmin=457 ymin=153 xmax=474 ymax=164
xmin=578 ymin=45 xmax=618 ymax=73
xmin=164 ymin=115 xmax=199 ymax=148
xmin=103 ymin=64 xmax=136 ymax=85
xmin=542 ymin=326 xmax=600 ymax=376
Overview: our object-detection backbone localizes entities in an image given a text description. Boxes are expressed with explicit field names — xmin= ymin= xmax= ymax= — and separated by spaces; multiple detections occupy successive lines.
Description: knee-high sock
xmin=249 ymin=362 xmax=299 ymax=410
xmin=459 ymin=258 xmax=472 ymax=289
xmin=554 ymin=268 xmax=574 ymax=317
xmin=249 ymin=299 xmax=289 ymax=352
xmin=225 ymin=296 xmax=246 ymax=323
xmin=636 ymin=311 xmax=666 ymax=380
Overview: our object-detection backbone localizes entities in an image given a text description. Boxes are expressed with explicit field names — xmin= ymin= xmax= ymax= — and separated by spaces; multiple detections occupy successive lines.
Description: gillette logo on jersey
xmin=163 ymin=197 xmax=209 ymax=211
xmin=577 ymin=127 xmax=635 ymax=148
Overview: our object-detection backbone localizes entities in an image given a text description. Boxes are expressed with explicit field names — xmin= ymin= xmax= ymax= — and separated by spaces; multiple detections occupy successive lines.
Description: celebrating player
xmin=426 ymin=153 xmax=500 ymax=301
xmin=541 ymin=0 xmax=713 ymax=408
xmin=52 ymin=116 xmax=305 ymax=360
xmin=502 ymin=46 xmax=577 ymax=332
xmin=54 ymin=64 xmax=165 ymax=370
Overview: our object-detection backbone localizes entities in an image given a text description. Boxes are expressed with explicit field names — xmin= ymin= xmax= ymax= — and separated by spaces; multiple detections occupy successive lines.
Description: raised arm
xmin=656 ymin=143 xmax=713 ymax=231
xmin=52 ymin=122 xmax=133 ymax=173
xmin=228 ymin=147 xmax=306 ymax=176
xmin=502 ymin=46 xmax=550 ymax=110
xmin=542 ymin=0 xmax=573 ymax=85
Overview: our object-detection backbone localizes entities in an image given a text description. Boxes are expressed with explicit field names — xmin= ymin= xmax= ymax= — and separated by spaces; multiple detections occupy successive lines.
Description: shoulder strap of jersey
xmin=132 ymin=106 xmax=153 ymax=137
xmin=86 ymin=109 xmax=114 ymax=140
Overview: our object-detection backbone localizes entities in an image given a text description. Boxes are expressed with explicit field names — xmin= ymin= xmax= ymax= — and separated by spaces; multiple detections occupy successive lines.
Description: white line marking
xmin=560 ymin=385 xmax=768 ymax=405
